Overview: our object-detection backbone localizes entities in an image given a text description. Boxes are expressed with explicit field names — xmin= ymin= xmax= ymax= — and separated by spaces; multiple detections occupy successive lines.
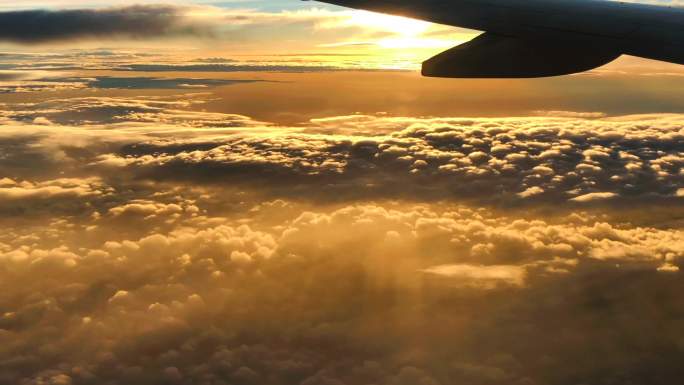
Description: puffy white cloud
xmin=517 ymin=186 xmax=544 ymax=198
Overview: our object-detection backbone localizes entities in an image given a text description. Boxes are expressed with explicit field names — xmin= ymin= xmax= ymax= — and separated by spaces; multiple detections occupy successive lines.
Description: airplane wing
xmin=312 ymin=0 xmax=684 ymax=78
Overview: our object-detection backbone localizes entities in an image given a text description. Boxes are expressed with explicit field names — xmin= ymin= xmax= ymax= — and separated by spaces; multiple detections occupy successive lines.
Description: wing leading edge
xmin=314 ymin=0 xmax=684 ymax=78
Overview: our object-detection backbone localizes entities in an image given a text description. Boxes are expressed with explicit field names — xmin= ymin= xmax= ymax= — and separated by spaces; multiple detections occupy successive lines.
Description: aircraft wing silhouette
xmin=312 ymin=0 xmax=684 ymax=78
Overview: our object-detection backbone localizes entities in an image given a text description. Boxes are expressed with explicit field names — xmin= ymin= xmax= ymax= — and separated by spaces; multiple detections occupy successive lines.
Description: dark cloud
xmin=0 ymin=6 xmax=211 ymax=43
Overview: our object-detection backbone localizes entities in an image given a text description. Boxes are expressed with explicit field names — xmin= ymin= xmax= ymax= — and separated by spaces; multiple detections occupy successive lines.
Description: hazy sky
xmin=1 ymin=1 xmax=684 ymax=385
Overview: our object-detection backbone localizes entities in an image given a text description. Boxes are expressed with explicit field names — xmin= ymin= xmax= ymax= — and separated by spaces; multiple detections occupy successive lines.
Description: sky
xmin=1 ymin=1 xmax=684 ymax=385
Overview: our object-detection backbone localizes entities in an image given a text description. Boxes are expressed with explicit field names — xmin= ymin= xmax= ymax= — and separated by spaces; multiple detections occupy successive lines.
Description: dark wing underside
xmin=422 ymin=33 xmax=621 ymax=78
xmin=315 ymin=0 xmax=684 ymax=78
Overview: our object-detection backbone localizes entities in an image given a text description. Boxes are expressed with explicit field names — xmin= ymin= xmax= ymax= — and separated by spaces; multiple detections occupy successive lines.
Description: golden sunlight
xmin=344 ymin=10 xmax=431 ymax=36
xmin=3 ymin=2 xmax=684 ymax=385
xmin=315 ymin=9 xmax=467 ymax=59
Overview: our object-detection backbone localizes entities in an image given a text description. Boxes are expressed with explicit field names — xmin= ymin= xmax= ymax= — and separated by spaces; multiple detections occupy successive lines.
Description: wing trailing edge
xmin=422 ymin=33 xmax=622 ymax=78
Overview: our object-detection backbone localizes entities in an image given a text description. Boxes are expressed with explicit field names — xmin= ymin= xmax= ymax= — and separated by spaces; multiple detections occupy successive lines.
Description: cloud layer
xmin=0 ymin=95 xmax=683 ymax=384
xmin=4 ymin=96 xmax=683 ymax=204
xmin=1 ymin=198 xmax=683 ymax=385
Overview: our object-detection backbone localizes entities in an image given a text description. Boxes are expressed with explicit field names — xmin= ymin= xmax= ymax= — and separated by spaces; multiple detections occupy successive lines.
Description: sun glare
xmin=344 ymin=10 xmax=431 ymax=36
xmin=334 ymin=11 xmax=430 ymax=36
xmin=323 ymin=10 xmax=459 ymax=52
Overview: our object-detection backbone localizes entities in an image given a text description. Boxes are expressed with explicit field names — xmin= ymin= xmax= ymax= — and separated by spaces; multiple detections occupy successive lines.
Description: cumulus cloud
xmin=0 ymin=198 xmax=683 ymax=385
xmin=1 ymin=98 xmax=684 ymax=205
xmin=0 ymin=97 xmax=683 ymax=384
